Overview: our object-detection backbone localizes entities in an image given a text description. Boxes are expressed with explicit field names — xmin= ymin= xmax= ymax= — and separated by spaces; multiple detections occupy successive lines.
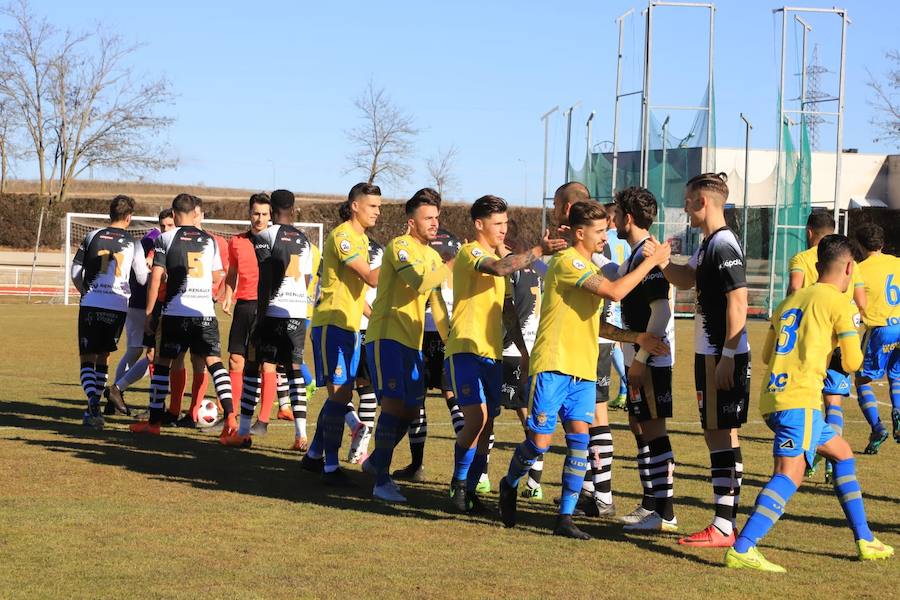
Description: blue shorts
xmin=766 ymin=408 xmax=837 ymax=468
xmin=365 ymin=339 xmax=425 ymax=408
xmin=310 ymin=325 xmax=360 ymax=387
xmin=858 ymin=324 xmax=900 ymax=381
xmin=526 ymin=371 xmax=595 ymax=435
xmin=445 ymin=353 xmax=503 ymax=418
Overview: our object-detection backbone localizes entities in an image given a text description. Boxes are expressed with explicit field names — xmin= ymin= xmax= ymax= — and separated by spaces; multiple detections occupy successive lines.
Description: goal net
xmin=61 ymin=212 xmax=324 ymax=305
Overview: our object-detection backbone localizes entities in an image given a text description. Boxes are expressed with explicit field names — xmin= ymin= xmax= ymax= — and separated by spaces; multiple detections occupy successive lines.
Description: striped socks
xmin=733 ymin=473 xmax=797 ymax=553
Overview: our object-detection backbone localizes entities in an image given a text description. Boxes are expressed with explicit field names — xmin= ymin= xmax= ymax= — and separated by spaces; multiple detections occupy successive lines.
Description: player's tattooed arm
xmin=477 ymin=229 xmax=567 ymax=277
xmin=582 ymin=243 xmax=671 ymax=302
xmin=597 ymin=320 xmax=669 ymax=356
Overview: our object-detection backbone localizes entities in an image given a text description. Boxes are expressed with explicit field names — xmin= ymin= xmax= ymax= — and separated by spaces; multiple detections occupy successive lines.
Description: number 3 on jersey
xmin=775 ymin=308 xmax=803 ymax=354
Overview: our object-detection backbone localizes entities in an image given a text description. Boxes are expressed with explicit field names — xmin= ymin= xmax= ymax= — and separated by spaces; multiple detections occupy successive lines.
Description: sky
xmin=14 ymin=0 xmax=900 ymax=204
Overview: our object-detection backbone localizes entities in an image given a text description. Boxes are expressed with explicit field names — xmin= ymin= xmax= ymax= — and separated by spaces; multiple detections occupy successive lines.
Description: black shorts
xmin=423 ymin=330 xmax=451 ymax=392
xmin=694 ymin=352 xmax=751 ymax=430
xmin=142 ymin=301 xmax=163 ymax=348
xmin=158 ymin=315 xmax=221 ymax=360
xmin=253 ymin=316 xmax=306 ymax=366
xmin=78 ymin=306 xmax=126 ymax=354
xmin=595 ymin=343 xmax=613 ymax=403
xmin=626 ymin=364 xmax=673 ymax=422
xmin=227 ymin=299 xmax=258 ymax=356
xmin=500 ymin=355 xmax=528 ymax=410
xmin=357 ymin=330 xmax=371 ymax=382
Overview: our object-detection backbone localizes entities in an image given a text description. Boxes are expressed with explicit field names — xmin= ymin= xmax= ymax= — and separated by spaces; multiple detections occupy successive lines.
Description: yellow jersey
xmin=856 ymin=252 xmax=900 ymax=327
xmin=366 ymin=234 xmax=447 ymax=350
xmin=789 ymin=245 xmax=863 ymax=302
xmin=760 ymin=283 xmax=863 ymax=414
xmin=311 ymin=221 xmax=369 ymax=331
xmin=308 ymin=242 xmax=321 ymax=305
xmin=446 ymin=241 xmax=505 ymax=359
xmin=529 ymin=247 xmax=603 ymax=381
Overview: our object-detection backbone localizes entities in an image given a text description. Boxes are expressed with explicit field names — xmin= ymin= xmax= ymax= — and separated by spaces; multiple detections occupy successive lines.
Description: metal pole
xmin=796 ymin=16 xmax=812 ymax=109
xmin=612 ymin=9 xmax=633 ymax=196
xmin=660 ymin=115 xmax=670 ymax=203
xmin=768 ymin=8 xmax=788 ymax=314
xmin=27 ymin=205 xmax=46 ymax=303
xmin=641 ymin=5 xmax=654 ymax=187
xmin=834 ymin=11 xmax=848 ymax=233
xmin=740 ymin=113 xmax=753 ymax=250
xmin=706 ymin=4 xmax=715 ymax=171
xmin=64 ymin=212 xmax=72 ymax=305
xmin=586 ymin=111 xmax=595 ymax=183
xmin=563 ymin=101 xmax=581 ymax=187
xmin=540 ymin=105 xmax=559 ymax=233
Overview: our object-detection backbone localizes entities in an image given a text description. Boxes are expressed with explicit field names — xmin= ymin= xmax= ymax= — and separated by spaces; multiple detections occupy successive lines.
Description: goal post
xmin=62 ymin=212 xmax=324 ymax=305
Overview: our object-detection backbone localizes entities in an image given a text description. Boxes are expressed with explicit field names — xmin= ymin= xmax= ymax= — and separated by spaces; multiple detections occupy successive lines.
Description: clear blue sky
xmin=19 ymin=0 xmax=900 ymax=204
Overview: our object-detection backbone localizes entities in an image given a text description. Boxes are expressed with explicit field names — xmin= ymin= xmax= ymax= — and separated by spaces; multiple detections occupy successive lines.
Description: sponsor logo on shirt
xmin=719 ymin=258 xmax=742 ymax=270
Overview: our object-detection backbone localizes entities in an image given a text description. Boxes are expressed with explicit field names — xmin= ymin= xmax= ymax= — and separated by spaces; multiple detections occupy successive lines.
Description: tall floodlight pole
xmin=541 ymin=105 xmax=559 ymax=233
xmin=706 ymin=4 xmax=715 ymax=169
xmin=612 ymin=8 xmax=635 ymax=196
xmin=740 ymin=113 xmax=753 ymax=251
xmin=586 ymin=111 xmax=596 ymax=182
xmin=563 ymin=101 xmax=581 ymax=186
xmin=768 ymin=8 xmax=788 ymax=312
xmin=640 ymin=6 xmax=653 ymax=187
xmin=660 ymin=115 xmax=670 ymax=204
xmin=834 ymin=11 xmax=848 ymax=233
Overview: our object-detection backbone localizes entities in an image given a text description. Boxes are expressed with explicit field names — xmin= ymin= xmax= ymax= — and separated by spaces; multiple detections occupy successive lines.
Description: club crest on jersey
xmin=334 ymin=365 xmax=343 ymax=378
xmin=471 ymin=248 xmax=484 ymax=258
xmin=397 ymin=250 xmax=409 ymax=263
xmin=535 ymin=412 xmax=548 ymax=425
xmin=779 ymin=438 xmax=795 ymax=450
xmin=572 ymin=259 xmax=586 ymax=270
xmin=340 ymin=239 xmax=352 ymax=253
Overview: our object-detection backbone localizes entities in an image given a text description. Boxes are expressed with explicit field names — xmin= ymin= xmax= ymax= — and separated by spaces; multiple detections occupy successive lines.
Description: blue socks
xmin=559 ymin=433 xmax=590 ymax=516
xmin=833 ymin=458 xmax=873 ymax=542
xmin=856 ymin=383 xmax=884 ymax=432
xmin=891 ymin=378 xmax=900 ymax=411
xmin=306 ymin=407 xmax=325 ymax=459
xmin=733 ymin=474 xmax=797 ymax=553
xmin=453 ymin=443 xmax=476 ymax=482
xmin=299 ymin=363 xmax=313 ymax=389
xmin=467 ymin=453 xmax=488 ymax=492
xmin=321 ymin=399 xmax=347 ymax=472
xmin=505 ymin=439 xmax=544 ymax=488
xmin=370 ymin=412 xmax=409 ymax=486
xmin=825 ymin=403 xmax=844 ymax=435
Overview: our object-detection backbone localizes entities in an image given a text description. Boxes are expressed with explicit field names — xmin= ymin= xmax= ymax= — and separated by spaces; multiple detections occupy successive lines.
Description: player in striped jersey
xmin=602 ymin=201 xmax=631 ymax=410
xmin=302 ymin=183 xmax=381 ymax=484
xmin=787 ymin=210 xmax=866 ymax=473
xmin=130 ymin=194 xmax=235 ymax=438
xmin=646 ymin=173 xmax=750 ymax=547
xmin=71 ymin=195 xmax=149 ymax=429
xmin=853 ymin=223 xmax=900 ymax=450
xmin=498 ymin=201 xmax=671 ymax=539
xmin=725 ymin=235 xmax=893 ymax=572
xmin=222 ymin=190 xmax=315 ymax=450
xmin=361 ymin=188 xmax=451 ymax=503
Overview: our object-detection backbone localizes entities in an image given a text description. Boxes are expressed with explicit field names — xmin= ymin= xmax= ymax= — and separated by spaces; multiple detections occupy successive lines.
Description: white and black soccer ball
xmin=196 ymin=399 xmax=219 ymax=428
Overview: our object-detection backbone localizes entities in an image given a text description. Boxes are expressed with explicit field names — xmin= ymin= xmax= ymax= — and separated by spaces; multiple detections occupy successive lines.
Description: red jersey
xmin=228 ymin=232 xmax=259 ymax=301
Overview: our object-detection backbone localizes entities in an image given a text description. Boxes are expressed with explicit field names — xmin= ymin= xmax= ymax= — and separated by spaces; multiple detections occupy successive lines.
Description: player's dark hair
xmin=817 ymin=234 xmax=853 ymax=270
xmin=615 ymin=186 xmax=658 ymax=230
xmin=568 ymin=201 xmax=607 ymax=229
xmin=349 ymin=182 xmax=381 ymax=203
xmin=270 ymin=189 xmax=295 ymax=215
xmin=172 ymin=193 xmax=201 ymax=214
xmin=806 ymin=210 xmax=835 ymax=235
xmin=686 ymin=172 xmax=729 ymax=200
xmin=338 ymin=201 xmax=352 ymax=221
xmin=555 ymin=181 xmax=591 ymax=205
xmin=109 ymin=195 xmax=135 ymax=221
xmin=248 ymin=192 xmax=270 ymax=210
xmin=158 ymin=208 xmax=173 ymax=223
xmin=405 ymin=187 xmax=441 ymax=216
xmin=853 ymin=223 xmax=884 ymax=252
xmin=470 ymin=195 xmax=507 ymax=221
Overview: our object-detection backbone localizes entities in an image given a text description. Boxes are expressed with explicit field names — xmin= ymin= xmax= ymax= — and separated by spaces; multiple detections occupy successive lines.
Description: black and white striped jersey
xmin=72 ymin=227 xmax=148 ymax=312
xmin=620 ymin=237 xmax=674 ymax=367
xmin=503 ymin=265 xmax=542 ymax=358
xmin=688 ymin=226 xmax=749 ymax=355
xmin=253 ymin=224 xmax=314 ymax=319
xmin=153 ymin=226 xmax=223 ymax=318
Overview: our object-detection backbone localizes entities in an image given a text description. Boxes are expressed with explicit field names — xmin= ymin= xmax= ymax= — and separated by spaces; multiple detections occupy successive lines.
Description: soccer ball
xmin=196 ymin=400 xmax=219 ymax=428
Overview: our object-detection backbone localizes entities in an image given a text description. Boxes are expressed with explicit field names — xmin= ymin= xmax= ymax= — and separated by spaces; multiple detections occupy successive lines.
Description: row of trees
xmin=0 ymin=0 xmax=174 ymax=202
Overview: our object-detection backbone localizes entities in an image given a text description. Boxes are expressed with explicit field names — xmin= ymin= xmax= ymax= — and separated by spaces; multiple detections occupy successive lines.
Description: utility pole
xmin=541 ymin=105 xmax=559 ymax=233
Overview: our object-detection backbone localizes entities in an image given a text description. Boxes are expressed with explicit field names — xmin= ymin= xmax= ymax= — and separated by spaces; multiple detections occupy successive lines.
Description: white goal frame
xmin=63 ymin=212 xmax=324 ymax=305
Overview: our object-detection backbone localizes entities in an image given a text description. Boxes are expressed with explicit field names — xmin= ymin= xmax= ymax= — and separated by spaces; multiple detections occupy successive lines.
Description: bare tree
xmin=345 ymin=80 xmax=417 ymax=186
xmin=47 ymin=30 xmax=175 ymax=203
xmin=0 ymin=96 xmax=19 ymax=192
xmin=867 ymin=49 xmax=900 ymax=147
xmin=425 ymin=144 xmax=459 ymax=197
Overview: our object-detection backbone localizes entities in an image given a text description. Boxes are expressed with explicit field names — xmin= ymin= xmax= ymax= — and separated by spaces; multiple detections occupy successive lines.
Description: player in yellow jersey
xmin=444 ymin=195 xmax=566 ymax=513
xmin=498 ymin=201 xmax=671 ymax=539
xmin=853 ymin=223 xmax=900 ymax=451
xmin=361 ymin=188 xmax=452 ymax=503
xmin=302 ymin=183 xmax=381 ymax=486
xmin=725 ymin=234 xmax=894 ymax=572
xmin=788 ymin=211 xmax=866 ymax=474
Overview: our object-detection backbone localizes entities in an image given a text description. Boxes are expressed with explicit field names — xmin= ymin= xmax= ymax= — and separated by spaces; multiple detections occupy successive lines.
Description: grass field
xmin=0 ymin=303 xmax=897 ymax=599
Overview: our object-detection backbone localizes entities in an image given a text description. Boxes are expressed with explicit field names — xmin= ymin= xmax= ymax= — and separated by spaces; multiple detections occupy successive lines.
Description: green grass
xmin=0 ymin=303 xmax=897 ymax=599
